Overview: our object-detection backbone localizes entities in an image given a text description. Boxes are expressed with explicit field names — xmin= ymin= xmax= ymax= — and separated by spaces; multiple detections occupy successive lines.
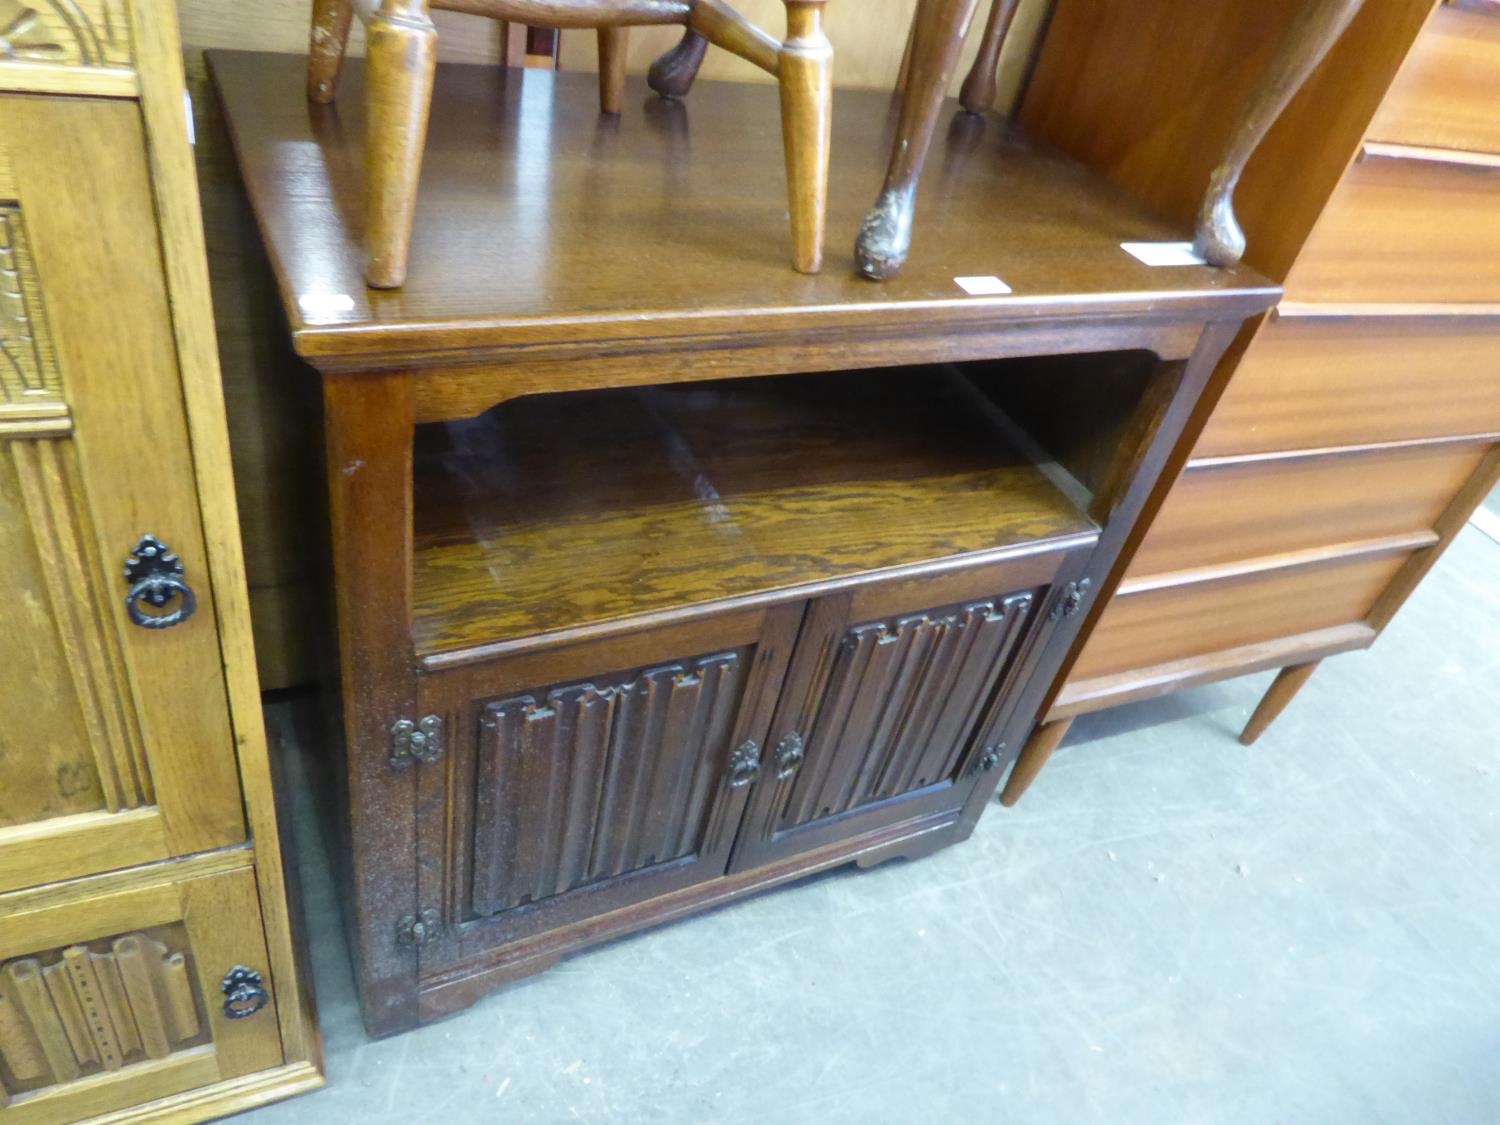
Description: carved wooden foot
xmin=856 ymin=0 xmax=980 ymax=279
xmin=598 ymin=26 xmax=630 ymax=114
xmin=1193 ymin=0 xmax=1365 ymax=266
xmin=364 ymin=0 xmax=438 ymax=289
xmin=647 ymin=29 xmax=709 ymax=99
xmin=958 ymin=0 xmax=1021 ymax=115
xmin=307 ymin=0 xmax=356 ymax=102
xmin=779 ymin=0 xmax=832 ymax=273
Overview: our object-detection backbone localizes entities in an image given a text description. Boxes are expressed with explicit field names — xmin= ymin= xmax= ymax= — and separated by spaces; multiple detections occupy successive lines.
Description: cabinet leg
xmin=364 ymin=0 xmax=438 ymax=289
xmin=598 ymin=26 xmax=630 ymax=114
xmin=779 ymin=0 xmax=832 ymax=273
xmin=1194 ymin=0 xmax=1364 ymax=266
xmin=308 ymin=0 xmax=357 ymax=102
xmin=856 ymin=0 xmax=981 ymax=279
xmin=999 ymin=717 xmax=1073 ymax=807
xmin=647 ymin=28 xmax=709 ymax=98
xmin=1240 ymin=661 xmax=1320 ymax=747
xmin=958 ymin=0 xmax=1021 ymax=115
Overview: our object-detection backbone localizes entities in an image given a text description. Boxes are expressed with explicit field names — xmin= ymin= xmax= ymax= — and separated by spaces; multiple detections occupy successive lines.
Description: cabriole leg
xmin=364 ymin=0 xmax=438 ymax=289
xmin=779 ymin=0 xmax=832 ymax=273
xmin=856 ymin=0 xmax=980 ymax=280
xmin=1240 ymin=661 xmax=1321 ymax=747
xmin=958 ymin=0 xmax=1021 ymax=115
xmin=1195 ymin=0 xmax=1364 ymax=265
xmin=648 ymin=28 xmax=710 ymax=98
xmin=598 ymin=26 xmax=630 ymax=114
xmin=307 ymin=0 xmax=357 ymax=102
xmin=999 ymin=717 xmax=1073 ymax=807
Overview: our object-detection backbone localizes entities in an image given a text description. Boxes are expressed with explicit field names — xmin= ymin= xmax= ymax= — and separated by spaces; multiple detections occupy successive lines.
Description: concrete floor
xmin=245 ymin=526 xmax=1499 ymax=1125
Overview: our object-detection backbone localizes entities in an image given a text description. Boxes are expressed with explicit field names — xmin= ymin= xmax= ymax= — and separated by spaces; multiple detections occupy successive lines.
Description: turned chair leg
xmin=999 ymin=717 xmax=1073 ymax=807
xmin=307 ymin=0 xmax=356 ymax=102
xmin=958 ymin=0 xmax=1021 ymax=115
xmin=598 ymin=27 xmax=630 ymax=114
xmin=1195 ymin=0 xmax=1364 ymax=265
xmin=856 ymin=0 xmax=980 ymax=280
xmin=778 ymin=0 xmax=832 ymax=273
xmin=1240 ymin=661 xmax=1320 ymax=746
xmin=365 ymin=0 xmax=438 ymax=289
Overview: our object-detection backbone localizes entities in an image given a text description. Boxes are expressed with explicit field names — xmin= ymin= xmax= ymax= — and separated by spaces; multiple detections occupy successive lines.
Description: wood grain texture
xmin=208 ymin=50 xmax=1276 ymax=372
xmin=1196 ymin=314 xmax=1500 ymax=456
xmin=411 ymin=370 xmax=1097 ymax=656
xmin=129 ymin=0 xmax=322 ymax=1067
xmin=1286 ymin=147 xmax=1500 ymax=303
xmin=0 ymin=0 xmax=135 ymax=96
xmin=1126 ymin=441 xmax=1491 ymax=579
xmin=0 ymin=93 xmax=245 ymax=879
xmin=1069 ymin=550 xmax=1412 ymax=682
xmin=1020 ymin=0 xmax=1435 ymax=283
xmin=1368 ymin=3 xmax=1500 ymax=153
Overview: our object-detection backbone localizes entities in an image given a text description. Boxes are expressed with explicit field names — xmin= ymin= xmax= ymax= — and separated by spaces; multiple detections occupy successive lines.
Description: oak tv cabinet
xmin=211 ymin=49 xmax=1278 ymax=1036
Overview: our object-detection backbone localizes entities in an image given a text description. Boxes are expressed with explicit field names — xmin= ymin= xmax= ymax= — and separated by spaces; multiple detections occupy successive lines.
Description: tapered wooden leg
xmin=999 ymin=717 xmax=1073 ymax=807
xmin=1194 ymin=0 xmax=1364 ymax=265
xmin=1239 ymin=661 xmax=1321 ymax=746
xmin=894 ymin=8 xmax=918 ymax=93
xmin=598 ymin=26 xmax=630 ymax=114
xmin=856 ymin=0 xmax=980 ymax=280
xmin=647 ymin=28 xmax=709 ymax=99
xmin=364 ymin=0 xmax=437 ymax=289
xmin=958 ymin=0 xmax=1020 ymax=114
xmin=307 ymin=0 xmax=356 ymax=102
xmin=779 ymin=0 xmax=832 ymax=273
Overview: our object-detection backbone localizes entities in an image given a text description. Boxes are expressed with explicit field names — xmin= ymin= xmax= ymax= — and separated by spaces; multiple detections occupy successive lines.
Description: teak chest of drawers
xmin=211 ymin=49 xmax=1277 ymax=1036
xmin=1001 ymin=0 xmax=1500 ymax=799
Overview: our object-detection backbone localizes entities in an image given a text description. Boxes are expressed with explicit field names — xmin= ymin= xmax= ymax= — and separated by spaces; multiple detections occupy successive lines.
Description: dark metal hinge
xmin=389 ymin=715 xmax=444 ymax=767
xmin=396 ymin=909 xmax=441 ymax=947
xmin=1050 ymin=578 xmax=1092 ymax=622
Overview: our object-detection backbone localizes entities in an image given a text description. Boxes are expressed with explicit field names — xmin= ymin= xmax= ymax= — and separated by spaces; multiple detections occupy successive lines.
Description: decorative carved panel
xmin=0 ymin=926 xmax=208 ymax=1100
xmin=776 ymin=594 xmax=1036 ymax=831
xmin=471 ymin=651 xmax=748 ymax=917
xmin=0 ymin=0 xmax=133 ymax=70
xmin=0 ymin=199 xmax=62 ymax=408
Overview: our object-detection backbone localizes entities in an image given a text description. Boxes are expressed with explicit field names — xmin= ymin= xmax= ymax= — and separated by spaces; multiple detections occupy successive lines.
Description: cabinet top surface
xmin=209 ymin=50 xmax=1276 ymax=372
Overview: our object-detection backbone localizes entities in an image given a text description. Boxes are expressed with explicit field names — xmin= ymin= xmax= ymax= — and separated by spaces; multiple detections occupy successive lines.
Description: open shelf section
xmin=412 ymin=369 xmax=1099 ymax=659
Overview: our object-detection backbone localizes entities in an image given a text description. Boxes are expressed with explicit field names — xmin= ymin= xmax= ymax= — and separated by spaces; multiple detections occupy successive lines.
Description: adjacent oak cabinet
xmin=0 ymin=1 xmax=321 ymax=1119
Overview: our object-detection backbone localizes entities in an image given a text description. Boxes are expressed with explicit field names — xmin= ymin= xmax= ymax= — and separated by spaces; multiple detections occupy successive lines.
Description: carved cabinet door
xmin=0 ymin=95 xmax=245 ymax=893
xmin=421 ymin=604 xmax=802 ymax=973
xmin=729 ymin=552 xmax=1077 ymax=874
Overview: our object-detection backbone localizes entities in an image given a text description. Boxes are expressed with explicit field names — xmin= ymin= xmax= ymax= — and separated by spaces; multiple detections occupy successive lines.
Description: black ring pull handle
xmin=123 ymin=535 xmax=197 ymax=629
xmin=221 ymin=966 xmax=269 ymax=1020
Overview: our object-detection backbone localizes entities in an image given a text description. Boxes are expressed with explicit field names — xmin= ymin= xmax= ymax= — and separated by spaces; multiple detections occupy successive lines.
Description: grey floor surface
xmin=244 ymin=526 xmax=1499 ymax=1125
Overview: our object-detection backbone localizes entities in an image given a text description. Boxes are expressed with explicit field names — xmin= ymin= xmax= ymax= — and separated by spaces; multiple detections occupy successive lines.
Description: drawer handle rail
xmin=122 ymin=534 xmax=197 ymax=629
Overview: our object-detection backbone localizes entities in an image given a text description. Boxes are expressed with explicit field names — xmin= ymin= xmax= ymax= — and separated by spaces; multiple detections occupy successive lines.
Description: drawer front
xmin=1368 ymin=3 xmax=1500 ymax=154
xmin=0 ymin=863 xmax=283 ymax=1120
xmin=0 ymin=0 xmax=136 ymax=96
xmin=1199 ymin=315 xmax=1500 ymax=456
xmin=1128 ymin=442 xmax=1490 ymax=579
xmin=1287 ymin=147 xmax=1500 ymax=304
xmin=0 ymin=95 xmax=245 ymax=892
xmin=1070 ymin=551 xmax=1412 ymax=681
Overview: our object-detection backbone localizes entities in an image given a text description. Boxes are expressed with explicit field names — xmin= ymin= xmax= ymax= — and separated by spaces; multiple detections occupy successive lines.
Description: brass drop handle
xmin=221 ymin=966 xmax=269 ymax=1019
xmin=123 ymin=535 xmax=197 ymax=629
xmin=727 ymin=740 xmax=761 ymax=788
xmin=773 ymin=732 xmax=805 ymax=781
